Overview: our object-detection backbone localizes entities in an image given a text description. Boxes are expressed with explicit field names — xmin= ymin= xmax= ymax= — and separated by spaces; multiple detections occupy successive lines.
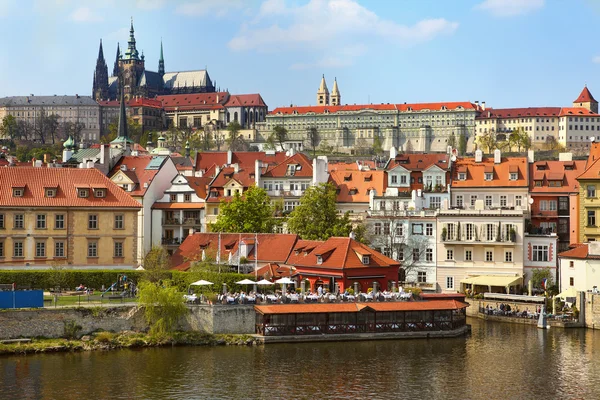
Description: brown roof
xmin=157 ymin=92 xmax=229 ymax=111
xmin=329 ymin=169 xmax=386 ymax=203
xmin=185 ymin=176 xmax=211 ymax=198
xmin=255 ymin=300 xmax=468 ymax=315
xmin=0 ymin=167 xmax=141 ymax=208
xmin=271 ymin=102 xmax=476 ymax=116
xmin=261 ymin=153 xmax=313 ymax=178
xmin=224 ymin=93 xmax=267 ymax=107
xmin=476 ymin=107 xmax=561 ymax=120
xmin=385 ymin=153 xmax=450 ymax=171
xmin=452 ymin=157 xmax=528 ymax=188
xmin=109 ymin=155 xmax=169 ymax=196
xmin=194 ymin=151 xmax=288 ymax=176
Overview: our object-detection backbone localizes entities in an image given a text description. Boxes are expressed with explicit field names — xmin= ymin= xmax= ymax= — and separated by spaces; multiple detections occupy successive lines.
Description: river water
xmin=1 ymin=318 xmax=599 ymax=399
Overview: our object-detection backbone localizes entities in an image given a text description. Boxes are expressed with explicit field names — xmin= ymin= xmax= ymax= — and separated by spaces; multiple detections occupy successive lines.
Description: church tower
xmin=119 ymin=18 xmax=145 ymax=101
xmin=92 ymin=39 xmax=109 ymax=101
xmin=330 ymin=77 xmax=341 ymax=106
xmin=573 ymin=85 xmax=598 ymax=113
xmin=112 ymin=43 xmax=121 ymax=77
xmin=158 ymin=40 xmax=165 ymax=77
xmin=316 ymin=74 xmax=329 ymax=106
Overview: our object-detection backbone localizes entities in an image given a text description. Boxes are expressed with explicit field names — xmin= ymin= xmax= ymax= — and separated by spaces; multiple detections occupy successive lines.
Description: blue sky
xmin=0 ymin=0 xmax=599 ymax=109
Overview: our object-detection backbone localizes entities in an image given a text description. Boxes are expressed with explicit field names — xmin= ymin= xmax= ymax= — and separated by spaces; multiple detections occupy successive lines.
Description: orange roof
xmin=452 ymin=156 xmax=528 ymax=188
xmin=329 ymin=169 xmax=386 ymax=203
xmin=194 ymin=151 xmax=288 ymax=176
xmin=262 ymin=153 xmax=313 ymax=178
xmin=396 ymin=102 xmax=477 ymax=112
xmin=558 ymin=244 xmax=600 ymax=260
xmin=328 ymin=161 xmax=377 ymax=172
xmin=574 ymin=86 xmax=597 ymax=103
xmin=559 ymin=107 xmax=600 ymax=117
xmin=255 ymin=263 xmax=295 ymax=280
xmin=109 ymin=155 xmax=169 ymax=196
xmin=271 ymin=102 xmax=476 ymax=116
xmin=185 ymin=176 xmax=211 ymax=198
xmin=286 ymin=237 xmax=400 ymax=270
xmin=385 ymin=153 xmax=450 ymax=171
xmin=0 ymin=167 xmax=141 ymax=208
xmin=254 ymin=300 xmax=468 ymax=315
xmin=151 ymin=203 xmax=205 ymax=209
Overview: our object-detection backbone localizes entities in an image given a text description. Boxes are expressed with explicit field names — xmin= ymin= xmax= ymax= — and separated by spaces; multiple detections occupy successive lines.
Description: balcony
xmin=181 ymin=218 xmax=201 ymax=226
xmin=162 ymin=237 xmax=183 ymax=246
xmin=442 ymin=237 xmax=517 ymax=245
xmin=163 ymin=218 xmax=181 ymax=226
xmin=525 ymin=227 xmax=557 ymax=236
xmin=368 ymin=209 xmax=438 ymax=218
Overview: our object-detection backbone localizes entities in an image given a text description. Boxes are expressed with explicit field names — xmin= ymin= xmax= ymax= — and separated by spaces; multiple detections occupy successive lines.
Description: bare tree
xmin=305 ymin=126 xmax=320 ymax=158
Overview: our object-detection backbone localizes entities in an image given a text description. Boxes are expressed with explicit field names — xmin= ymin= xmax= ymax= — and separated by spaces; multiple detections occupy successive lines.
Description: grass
xmin=43 ymin=291 xmax=139 ymax=307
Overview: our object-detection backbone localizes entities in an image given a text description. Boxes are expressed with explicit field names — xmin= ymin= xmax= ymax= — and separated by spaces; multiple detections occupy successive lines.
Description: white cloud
xmin=175 ymin=0 xmax=244 ymax=17
xmin=229 ymin=0 xmax=458 ymax=69
xmin=593 ymin=56 xmax=600 ymax=64
xmin=69 ymin=7 xmax=103 ymax=22
xmin=475 ymin=0 xmax=545 ymax=17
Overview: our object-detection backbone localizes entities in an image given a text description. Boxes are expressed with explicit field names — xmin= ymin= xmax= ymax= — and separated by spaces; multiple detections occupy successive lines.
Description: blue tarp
xmin=0 ymin=290 xmax=44 ymax=309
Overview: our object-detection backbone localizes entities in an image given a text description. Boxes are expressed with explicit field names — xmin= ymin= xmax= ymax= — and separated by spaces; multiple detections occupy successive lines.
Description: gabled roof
xmin=559 ymin=107 xmax=600 ymax=117
xmin=109 ymin=155 xmax=169 ymax=196
xmin=261 ymin=153 xmax=313 ymax=178
xmin=329 ymin=169 xmax=386 ymax=203
xmin=452 ymin=156 xmax=528 ymax=188
xmin=185 ymin=176 xmax=211 ymax=198
xmin=327 ymin=160 xmax=377 ymax=171
xmin=0 ymin=167 xmax=141 ymax=208
xmin=574 ymin=86 xmax=597 ymax=103
xmin=529 ymin=160 xmax=585 ymax=193
xmin=162 ymin=70 xmax=212 ymax=90
xmin=157 ymin=92 xmax=229 ymax=111
xmin=384 ymin=153 xmax=450 ymax=171
xmin=224 ymin=94 xmax=266 ymax=107
xmin=194 ymin=151 xmax=288 ymax=176
xmin=558 ymin=244 xmax=600 ymax=260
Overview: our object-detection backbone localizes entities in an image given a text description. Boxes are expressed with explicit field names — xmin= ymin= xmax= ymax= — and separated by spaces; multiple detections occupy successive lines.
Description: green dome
xmin=63 ymin=136 xmax=74 ymax=149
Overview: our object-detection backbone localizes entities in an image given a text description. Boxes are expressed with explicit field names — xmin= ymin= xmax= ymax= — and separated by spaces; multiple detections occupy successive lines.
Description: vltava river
xmin=1 ymin=318 xmax=599 ymax=399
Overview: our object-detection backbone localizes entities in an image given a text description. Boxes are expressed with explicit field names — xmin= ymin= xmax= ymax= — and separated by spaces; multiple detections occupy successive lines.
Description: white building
xmin=559 ymin=243 xmax=600 ymax=293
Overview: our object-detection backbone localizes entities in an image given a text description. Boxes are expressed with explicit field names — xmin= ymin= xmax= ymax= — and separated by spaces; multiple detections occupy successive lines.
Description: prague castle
xmin=93 ymin=19 xmax=215 ymax=101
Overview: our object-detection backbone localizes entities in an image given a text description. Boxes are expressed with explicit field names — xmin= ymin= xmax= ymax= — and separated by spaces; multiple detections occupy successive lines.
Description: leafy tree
xmin=355 ymin=138 xmax=371 ymax=155
xmin=458 ymin=132 xmax=467 ymax=155
xmin=0 ymin=115 xmax=18 ymax=140
xmin=531 ymin=268 xmax=554 ymax=291
xmin=448 ymin=133 xmax=457 ymax=150
xmin=226 ymin=121 xmax=243 ymax=151
xmin=372 ymin=134 xmax=384 ymax=155
xmin=476 ymin=130 xmax=497 ymax=153
xmin=287 ymin=183 xmax=352 ymax=240
xmin=61 ymin=121 xmax=86 ymax=144
xmin=101 ymin=117 xmax=141 ymax=144
xmin=305 ymin=126 xmax=320 ymax=157
xmin=197 ymin=127 xmax=213 ymax=151
xmin=404 ymin=139 xmax=413 ymax=153
xmin=319 ymin=138 xmax=333 ymax=154
xmin=142 ymin=246 xmax=172 ymax=283
xmin=270 ymin=125 xmax=288 ymax=151
xmin=138 ymin=281 xmax=187 ymax=336
xmin=211 ymin=185 xmax=279 ymax=233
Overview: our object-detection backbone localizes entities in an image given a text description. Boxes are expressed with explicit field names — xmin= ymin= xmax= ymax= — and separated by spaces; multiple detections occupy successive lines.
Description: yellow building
xmin=0 ymin=167 xmax=141 ymax=269
xmin=578 ymin=141 xmax=600 ymax=242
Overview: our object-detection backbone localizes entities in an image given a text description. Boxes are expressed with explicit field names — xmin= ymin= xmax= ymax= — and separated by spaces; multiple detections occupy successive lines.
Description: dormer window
xmin=364 ymin=174 xmax=372 ymax=182
xmin=348 ymin=188 xmax=358 ymax=195
xmin=510 ymin=173 xmax=518 ymax=181
xmin=344 ymin=173 xmax=352 ymax=181
xmin=45 ymin=188 xmax=56 ymax=198
xmin=534 ymin=180 xmax=543 ymax=187
xmin=78 ymin=189 xmax=89 ymax=198
xmin=316 ymin=255 xmax=323 ymax=265
xmin=484 ymin=173 xmax=493 ymax=181
xmin=12 ymin=188 xmax=24 ymax=197
xmin=549 ymin=180 xmax=562 ymax=187
xmin=362 ymin=255 xmax=370 ymax=265
xmin=94 ymin=189 xmax=106 ymax=198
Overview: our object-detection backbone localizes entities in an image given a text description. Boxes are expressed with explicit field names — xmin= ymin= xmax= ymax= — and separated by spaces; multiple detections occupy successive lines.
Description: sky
xmin=1 ymin=0 xmax=600 ymax=110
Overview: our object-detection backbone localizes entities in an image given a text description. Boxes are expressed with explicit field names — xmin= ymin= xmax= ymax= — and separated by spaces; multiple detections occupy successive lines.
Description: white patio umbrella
xmin=236 ymin=278 xmax=256 ymax=293
xmin=190 ymin=279 xmax=214 ymax=286
xmin=136 ymin=266 xmax=145 ymax=271
xmin=275 ymin=277 xmax=294 ymax=284
xmin=256 ymin=279 xmax=274 ymax=285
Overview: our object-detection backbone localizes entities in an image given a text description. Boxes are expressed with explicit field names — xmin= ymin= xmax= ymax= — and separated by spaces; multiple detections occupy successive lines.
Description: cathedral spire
xmin=113 ymin=42 xmax=120 ymax=76
xmin=316 ymin=74 xmax=329 ymax=106
xmin=124 ymin=17 xmax=139 ymax=60
xmin=92 ymin=39 xmax=109 ymax=100
xmin=331 ymin=77 xmax=341 ymax=106
xmin=98 ymin=39 xmax=105 ymax=62
xmin=158 ymin=39 xmax=165 ymax=76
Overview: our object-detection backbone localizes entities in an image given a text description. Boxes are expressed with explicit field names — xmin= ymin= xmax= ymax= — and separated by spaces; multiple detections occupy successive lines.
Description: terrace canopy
xmin=460 ymin=275 xmax=522 ymax=294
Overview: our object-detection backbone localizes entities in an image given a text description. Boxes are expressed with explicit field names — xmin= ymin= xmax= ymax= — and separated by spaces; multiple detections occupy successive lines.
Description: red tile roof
xmin=254 ymin=300 xmax=468 ymax=315
xmin=262 ymin=153 xmax=313 ymax=178
xmin=574 ymin=86 xmax=597 ymax=103
xmin=558 ymin=244 xmax=600 ymax=260
xmin=451 ymin=156 xmax=528 ymax=188
xmin=529 ymin=160 xmax=585 ymax=194
xmin=109 ymin=155 xmax=168 ymax=196
xmin=194 ymin=151 xmax=288 ymax=176
xmin=329 ymin=169 xmax=386 ymax=203
xmin=476 ymin=107 xmax=561 ymax=119
xmin=0 ymin=167 xmax=141 ymax=208
xmin=186 ymin=176 xmax=211 ymax=199
xmin=157 ymin=92 xmax=229 ymax=111
xmin=559 ymin=107 xmax=600 ymax=117
xmin=270 ymin=102 xmax=476 ymax=116
xmin=328 ymin=160 xmax=377 ymax=171
xmin=255 ymin=263 xmax=295 ymax=280
xmin=385 ymin=153 xmax=450 ymax=171
xmin=224 ymin=93 xmax=266 ymax=107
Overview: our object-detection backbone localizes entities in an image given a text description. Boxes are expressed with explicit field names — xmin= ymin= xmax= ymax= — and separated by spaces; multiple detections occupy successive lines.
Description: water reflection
xmin=1 ymin=319 xmax=600 ymax=399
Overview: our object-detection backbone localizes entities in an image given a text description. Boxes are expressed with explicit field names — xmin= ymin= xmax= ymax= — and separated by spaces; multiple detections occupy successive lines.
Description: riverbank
xmin=0 ymin=331 xmax=259 ymax=356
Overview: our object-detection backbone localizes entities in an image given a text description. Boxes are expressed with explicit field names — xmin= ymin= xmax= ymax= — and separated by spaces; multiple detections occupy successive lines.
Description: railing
xmin=161 ymin=237 xmax=183 ymax=245
xmin=162 ymin=218 xmax=181 ymax=225
xmin=525 ymin=227 xmax=557 ymax=236
xmin=182 ymin=218 xmax=201 ymax=226
xmin=368 ymin=209 xmax=438 ymax=218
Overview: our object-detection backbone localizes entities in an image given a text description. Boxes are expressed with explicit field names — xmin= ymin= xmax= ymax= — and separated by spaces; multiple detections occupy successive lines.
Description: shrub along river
xmin=1 ymin=318 xmax=599 ymax=399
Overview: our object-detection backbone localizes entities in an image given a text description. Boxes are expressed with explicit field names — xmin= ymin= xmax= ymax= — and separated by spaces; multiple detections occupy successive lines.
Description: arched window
xmin=227 ymin=112 xmax=230 ymax=123
xmin=255 ymin=110 xmax=259 ymax=121
xmin=234 ymin=112 xmax=238 ymax=122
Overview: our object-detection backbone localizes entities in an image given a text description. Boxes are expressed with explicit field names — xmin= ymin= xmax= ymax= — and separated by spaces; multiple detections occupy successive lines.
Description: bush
xmin=138 ymin=281 xmax=187 ymax=336
xmin=95 ymin=331 xmax=115 ymax=343
xmin=63 ymin=320 xmax=82 ymax=340
xmin=346 ymin=288 xmax=354 ymax=296
xmin=0 ymin=270 xmax=145 ymax=291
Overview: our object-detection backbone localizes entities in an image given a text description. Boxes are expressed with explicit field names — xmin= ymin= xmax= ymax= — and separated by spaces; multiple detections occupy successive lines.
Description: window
xmin=456 ymin=195 xmax=463 ymax=208
xmin=400 ymin=175 xmax=407 ymax=184
xmin=429 ymin=197 xmax=441 ymax=209
xmin=549 ymin=200 xmax=557 ymax=211
xmin=391 ymin=175 xmax=397 ymax=184
xmin=382 ymin=247 xmax=391 ymax=257
xmin=588 ymin=185 xmax=596 ymax=198
xmin=485 ymin=195 xmax=492 ymax=207
xmin=569 ymin=277 xmax=574 ymax=287
xmin=426 ymin=223 xmax=433 ymax=236
xmin=94 ymin=189 xmax=106 ymax=198
xmin=471 ymin=195 xmax=478 ymax=206
xmin=397 ymin=248 xmax=404 ymax=261
xmin=569 ymin=261 xmax=574 ymax=268
xmin=446 ymin=277 xmax=454 ymax=290
xmin=447 ymin=249 xmax=454 ymax=260
xmin=114 ymin=242 xmax=124 ymax=258
xmin=559 ymin=197 xmax=569 ymax=211
xmin=426 ymin=248 xmax=433 ymax=262
xmin=55 ymin=214 xmax=65 ymax=229
xmin=170 ymin=194 xmax=177 ymax=202
xmin=540 ymin=200 xmax=548 ymax=211
xmin=447 ymin=224 xmax=456 ymax=240
xmin=486 ymin=224 xmax=495 ymax=241
xmin=484 ymin=173 xmax=493 ymax=181
xmin=0 ymin=241 xmax=3 ymax=257
xmin=36 ymin=214 xmax=46 ymax=229
xmin=498 ymin=195 xmax=507 ymax=208
xmin=78 ymin=189 xmax=89 ymax=198
xmin=0 ymin=213 xmax=3 ymax=229
xmin=13 ymin=188 xmax=24 ymax=197
xmin=485 ymin=250 xmax=494 ymax=262
xmin=45 ymin=188 xmax=56 ymax=197
xmin=515 ymin=195 xmax=522 ymax=207
xmin=316 ymin=255 xmax=323 ymax=265
xmin=14 ymin=214 xmax=24 ymax=229
xmin=88 ymin=214 xmax=98 ymax=230
xmin=465 ymin=224 xmax=474 ymax=241
xmin=13 ymin=241 xmax=23 ymax=257
xmin=362 ymin=255 xmax=370 ymax=265
xmin=412 ymin=224 xmax=423 ymax=235
xmin=413 ymin=249 xmax=420 ymax=261
xmin=35 ymin=242 xmax=46 ymax=258
xmin=505 ymin=251 xmax=513 ymax=262
xmin=418 ymin=271 xmax=427 ymax=283
xmin=532 ymin=245 xmax=549 ymax=262
xmin=383 ymin=222 xmax=390 ymax=235
xmin=55 ymin=241 xmax=65 ymax=257
xmin=184 ymin=194 xmax=191 ymax=202
xmin=374 ymin=222 xmax=382 ymax=235
xmin=88 ymin=242 xmax=98 ymax=258
xmin=114 ymin=215 xmax=124 ymax=229
xmin=510 ymin=173 xmax=518 ymax=181
xmin=458 ymin=173 xmax=466 ymax=181
xmin=588 ymin=210 xmax=596 ymax=227
xmin=465 ymin=249 xmax=472 ymax=261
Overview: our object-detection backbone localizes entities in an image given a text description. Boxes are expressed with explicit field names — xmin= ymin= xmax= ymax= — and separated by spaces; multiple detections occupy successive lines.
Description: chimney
xmin=481 ymin=101 xmax=486 ymax=111
xmin=475 ymin=149 xmax=483 ymax=163
xmin=494 ymin=149 xmax=501 ymax=164
xmin=100 ymin=144 xmax=105 ymax=165
xmin=215 ymin=166 xmax=221 ymax=177
xmin=233 ymin=163 xmax=239 ymax=173
xmin=558 ymin=152 xmax=573 ymax=161
xmin=389 ymin=146 xmax=397 ymax=159
xmin=527 ymin=149 xmax=535 ymax=164
xmin=31 ymin=157 xmax=36 ymax=167
xmin=227 ymin=149 xmax=232 ymax=165
xmin=43 ymin=153 xmax=50 ymax=164
xmin=255 ymin=159 xmax=261 ymax=186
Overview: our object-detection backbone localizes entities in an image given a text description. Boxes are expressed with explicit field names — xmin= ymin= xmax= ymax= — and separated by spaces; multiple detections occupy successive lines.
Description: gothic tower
xmin=158 ymin=40 xmax=165 ymax=77
xmin=92 ymin=39 xmax=109 ymax=101
xmin=573 ymin=85 xmax=598 ymax=114
xmin=119 ymin=18 xmax=145 ymax=101
xmin=330 ymin=77 xmax=341 ymax=106
xmin=316 ymin=74 xmax=329 ymax=106
xmin=113 ymin=42 xmax=121 ymax=77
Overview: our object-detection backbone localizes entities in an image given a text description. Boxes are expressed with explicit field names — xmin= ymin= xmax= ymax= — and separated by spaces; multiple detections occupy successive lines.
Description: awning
xmin=460 ymin=275 xmax=522 ymax=287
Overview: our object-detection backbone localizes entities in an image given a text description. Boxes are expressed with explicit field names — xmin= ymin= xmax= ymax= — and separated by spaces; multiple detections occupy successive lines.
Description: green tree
xmin=211 ymin=185 xmax=279 ymax=233
xmin=305 ymin=126 xmax=320 ymax=158
xmin=531 ymin=268 xmax=554 ymax=291
xmin=270 ymin=125 xmax=288 ymax=151
xmin=226 ymin=121 xmax=242 ymax=151
xmin=0 ymin=115 xmax=18 ymax=140
xmin=142 ymin=246 xmax=172 ymax=283
xmin=458 ymin=132 xmax=467 ymax=155
xmin=138 ymin=281 xmax=187 ymax=336
xmin=140 ymin=130 xmax=158 ymax=149
xmin=101 ymin=117 xmax=141 ymax=144
xmin=448 ymin=133 xmax=457 ymax=150
xmin=476 ymin=130 xmax=497 ymax=154
xmin=287 ymin=183 xmax=352 ymax=240
xmin=197 ymin=127 xmax=213 ymax=151
xmin=372 ymin=134 xmax=384 ymax=155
